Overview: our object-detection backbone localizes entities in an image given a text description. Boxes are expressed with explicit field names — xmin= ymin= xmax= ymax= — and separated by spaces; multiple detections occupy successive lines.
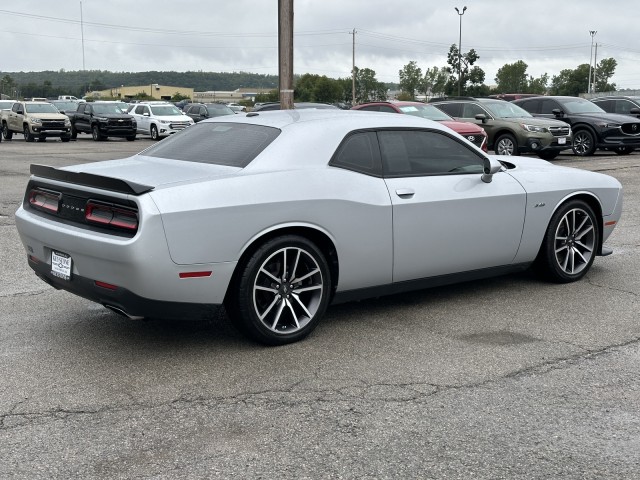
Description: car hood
xmin=93 ymin=114 xmax=133 ymax=120
xmin=500 ymin=116 xmax=567 ymax=127
xmin=440 ymin=120 xmax=484 ymax=135
xmin=568 ymin=111 xmax=640 ymax=123
xmin=28 ymin=113 xmax=69 ymax=120
xmin=62 ymin=155 xmax=241 ymax=189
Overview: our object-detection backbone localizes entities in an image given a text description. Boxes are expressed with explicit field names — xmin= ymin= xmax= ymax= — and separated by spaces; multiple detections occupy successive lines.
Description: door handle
xmin=395 ymin=188 xmax=415 ymax=198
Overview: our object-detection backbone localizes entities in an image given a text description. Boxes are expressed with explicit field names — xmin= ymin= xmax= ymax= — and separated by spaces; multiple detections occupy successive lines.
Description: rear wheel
xmin=23 ymin=125 xmax=34 ymax=142
xmin=494 ymin=133 xmax=519 ymax=156
xmin=227 ymin=235 xmax=331 ymax=345
xmin=572 ymin=130 xmax=596 ymax=156
xmin=70 ymin=124 xmax=78 ymax=140
xmin=2 ymin=123 xmax=12 ymax=140
xmin=536 ymin=199 xmax=598 ymax=283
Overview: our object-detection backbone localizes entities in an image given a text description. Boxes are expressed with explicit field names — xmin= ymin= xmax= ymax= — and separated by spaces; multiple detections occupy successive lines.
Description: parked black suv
xmin=183 ymin=103 xmax=235 ymax=122
xmin=513 ymin=96 xmax=640 ymax=156
xmin=430 ymin=97 xmax=572 ymax=159
xmin=590 ymin=96 xmax=640 ymax=119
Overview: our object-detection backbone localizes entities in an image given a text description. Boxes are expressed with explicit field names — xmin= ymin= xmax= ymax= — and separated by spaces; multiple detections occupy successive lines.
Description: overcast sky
xmin=1 ymin=0 xmax=639 ymax=91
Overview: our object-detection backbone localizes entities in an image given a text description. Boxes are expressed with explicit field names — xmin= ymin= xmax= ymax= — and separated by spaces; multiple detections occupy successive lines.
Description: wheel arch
xmin=490 ymin=127 xmax=517 ymax=148
xmin=550 ymin=192 xmax=604 ymax=254
xmin=225 ymin=225 xmax=340 ymax=303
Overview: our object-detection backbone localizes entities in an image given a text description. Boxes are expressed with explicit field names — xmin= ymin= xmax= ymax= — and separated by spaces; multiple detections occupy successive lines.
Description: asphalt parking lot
xmin=1 ymin=137 xmax=639 ymax=479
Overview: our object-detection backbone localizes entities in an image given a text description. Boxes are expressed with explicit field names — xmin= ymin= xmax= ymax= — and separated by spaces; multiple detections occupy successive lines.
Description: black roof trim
xmin=30 ymin=164 xmax=154 ymax=195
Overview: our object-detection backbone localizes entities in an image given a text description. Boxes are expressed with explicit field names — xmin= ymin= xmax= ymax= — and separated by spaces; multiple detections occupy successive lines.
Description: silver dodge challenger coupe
xmin=15 ymin=110 xmax=622 ymax=345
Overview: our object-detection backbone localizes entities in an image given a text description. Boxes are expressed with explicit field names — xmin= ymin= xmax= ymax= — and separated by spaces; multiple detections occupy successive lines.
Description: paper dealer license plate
xmin=51 ymin=250 xmax=72 ymax=280
xmin=558 ymin=137 xmax=567 ymax=145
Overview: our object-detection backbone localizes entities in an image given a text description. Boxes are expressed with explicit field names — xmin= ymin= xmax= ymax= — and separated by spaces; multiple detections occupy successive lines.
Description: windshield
xmin=559 ymin=98 xmax=606 ymax=114
xmin=25 ymin=103 xmax=60 ymax=114
xmin=52 ymin=101 xmax=78 ymax=112
xmin=399 ymin=104 xmax=453 ymax=121
xmin=150 ymin=105 xmax=182 ymax=116
xmin=93 ymin=103 xmax=128 ymax=114
xmin=484 ymin=101 xmax=533 ymax=118
xmin=205 ymin=104 xmax=235 ymax=116
xmin=142 ymin=122 xmax=280 ymax=167
xmin=0 ymin=101 xmax=15 ymax=109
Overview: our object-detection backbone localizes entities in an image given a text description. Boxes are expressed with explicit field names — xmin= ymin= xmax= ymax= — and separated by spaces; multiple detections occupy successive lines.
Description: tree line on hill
xmin=0 ymin=48 xmax=620 ymax=104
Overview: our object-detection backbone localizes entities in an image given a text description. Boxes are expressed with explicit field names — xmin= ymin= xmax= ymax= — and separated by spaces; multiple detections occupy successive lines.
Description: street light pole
xmin=455 ymin=6 xmax=467 ymax=97
xmin=588 ymin=30 xmax=597 ymax=94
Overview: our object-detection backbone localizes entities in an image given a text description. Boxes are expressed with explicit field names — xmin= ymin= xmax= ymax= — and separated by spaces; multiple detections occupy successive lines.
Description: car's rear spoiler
xmin=30 ymin=164 xmax=154 ymax=195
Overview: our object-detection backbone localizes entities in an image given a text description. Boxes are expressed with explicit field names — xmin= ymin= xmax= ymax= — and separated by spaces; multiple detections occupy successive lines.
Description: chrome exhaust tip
xmin=103 ymin=304 xmax=145 ymax=321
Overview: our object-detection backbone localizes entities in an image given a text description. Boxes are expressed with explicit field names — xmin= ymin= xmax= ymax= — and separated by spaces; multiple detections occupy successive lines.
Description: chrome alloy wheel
xmin=554 ymin=207 xmax=596 ymax=275
xmin=496 ymin=137 xmax=515 ymax=155
xmin=573 ymin=131 xmax=593 ymax=156
xmin=252 ymin=246 xmax=324 ymax=334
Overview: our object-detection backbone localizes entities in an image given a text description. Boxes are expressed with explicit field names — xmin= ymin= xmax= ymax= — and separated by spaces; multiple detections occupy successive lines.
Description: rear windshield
xmin=141 ymin=122 xmax=280 ymax=167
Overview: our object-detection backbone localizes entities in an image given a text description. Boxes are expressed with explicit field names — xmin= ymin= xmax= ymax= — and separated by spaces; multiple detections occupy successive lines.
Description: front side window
xmin=378 ymin=130 xmax=484 ymax=177
xmin=616 ymin=100 xmax=638 ymax=115
xmin=540 ymin=99 xmax=560 ymax=115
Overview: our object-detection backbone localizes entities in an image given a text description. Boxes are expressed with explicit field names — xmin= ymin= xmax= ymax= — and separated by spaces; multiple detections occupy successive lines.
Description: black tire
xmin=226 ymin=235 xmax=332 ymax=345
xmin=91 ymin=125 xmax=104 ymax=141
xmin=60 ymin=135 xmax=71 ymax=143
xmin=23 ymin=125 xmax=34 ymax=142
xmin=537 ymin=151 xmax=559 ymax=160
xmin=126 ymin=135 xmax=136 ymax=141
xmin=535 ymin=199 xmax=598 ymax=283
xmin=494 ymin=133 xmax=519 ymax=156
xmin=2 ymin=123 xmax=12 ymax=140
xmin=150 ymin=124 xmax=159 ymax=140
xmin=70 ymin=124 xmax=78 ymax=140
xmin=572 ymin=129 xmax=596 ymax=156
xmin=614 ymin=146 xmax=633 ymax=155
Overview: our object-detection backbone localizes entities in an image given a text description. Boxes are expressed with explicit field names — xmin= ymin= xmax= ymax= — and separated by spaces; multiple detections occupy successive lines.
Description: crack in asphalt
xmin=2 ymin=336 xmax=639 ymax=432
xmin=585 ymin=277 xmax=639 ymax=298
xmin=0 ymin=289 xmax=51 ymax=299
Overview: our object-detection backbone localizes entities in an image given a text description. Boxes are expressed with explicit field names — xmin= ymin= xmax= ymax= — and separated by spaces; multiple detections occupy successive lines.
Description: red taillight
xmin=85 ymin=201 xmax=138 ymax=232
xmin=29 ymin=189 xmax=61 ymax=213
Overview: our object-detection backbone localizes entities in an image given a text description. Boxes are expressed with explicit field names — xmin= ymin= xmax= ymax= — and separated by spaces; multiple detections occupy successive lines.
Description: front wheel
xmin=494 ymin=133 xmax=519 ymax=156
xmin=572 ymin=130 xmax=596 ymax=156
xmin=126 ymin=135 xmax=136 ymax=141
xmin=70 ymin=124 xmax=78 ymax=140
xmin=535 ymin=200 xmax=598 ymax=283
xmin=91 ymin=125 xmax=104 ymax=141
xmin=23 ymin=125 xmax=34 ymax=142
xmin=150 ymin=124 xmax=160 ymax=140
xmin=227 ymin=235 xmax=332 ymax=345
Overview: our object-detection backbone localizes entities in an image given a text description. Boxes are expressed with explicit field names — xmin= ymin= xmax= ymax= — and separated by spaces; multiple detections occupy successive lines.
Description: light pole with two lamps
xmin=455 ymin=6 xmax=467 ymax=97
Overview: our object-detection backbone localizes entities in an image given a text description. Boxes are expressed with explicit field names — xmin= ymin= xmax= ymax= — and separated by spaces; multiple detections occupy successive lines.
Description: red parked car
xmin=351 ymin=101 xmax=488 ymax=152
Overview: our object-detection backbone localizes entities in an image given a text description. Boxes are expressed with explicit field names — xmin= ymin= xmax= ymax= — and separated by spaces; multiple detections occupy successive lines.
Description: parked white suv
xmin=128 ymin=101 xmax=194 ymax=140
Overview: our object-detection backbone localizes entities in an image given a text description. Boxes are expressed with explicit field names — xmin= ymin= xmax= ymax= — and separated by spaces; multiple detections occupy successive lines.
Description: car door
xmin=134 ymin=105 xmax=150 ymax=133
xmin=379 ymin=129 xmax=527 ymax=282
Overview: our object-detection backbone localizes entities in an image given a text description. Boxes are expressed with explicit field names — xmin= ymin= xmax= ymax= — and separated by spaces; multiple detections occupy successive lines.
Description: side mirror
xmin=143 ymin=112 xmax=150 ymax=117
xmin=630 ymin=108 xmax=640 ymax=117
xmin=475 ymin=113 xmax=488 ymax=124
xmin=551 ymin=108 xmax=564 ymax=118
xmin=16 ymin=108 xmax=24 ymax=115
xmin=482 ymin=157 xmax=502 ymax=183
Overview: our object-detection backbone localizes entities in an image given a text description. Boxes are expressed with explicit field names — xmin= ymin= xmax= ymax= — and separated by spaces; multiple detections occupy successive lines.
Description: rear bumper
xmin=29 ymin=257 xmax=221 ymax=319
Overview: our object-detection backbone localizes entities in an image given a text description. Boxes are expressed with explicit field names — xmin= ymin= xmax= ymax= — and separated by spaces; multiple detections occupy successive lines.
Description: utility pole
xmin=588 ymin=30 xmax=596 ymax=94
xmin=455 ymin=6 xmax=467 ymax=97
xmin=351 ymin=28 xmax=356 ymax=105
xmin=80 ymin=1 xmax=86 ymax=70
xmin=278 ymin=0 xmax=294 ymax=110
xmin=592 ymin=43 xmax=598 ymax=94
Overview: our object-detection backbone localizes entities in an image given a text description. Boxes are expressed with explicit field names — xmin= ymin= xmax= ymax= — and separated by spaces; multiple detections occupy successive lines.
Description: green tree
xmin=528 ymin=73 xmax=549 ymax=94
xmin=550 ymin=58 xmax=617 ymax=96
xmin=398 ymin=61 xmax=422 ymax=100
xmin=356 ymin=67 xmax=386 ymax=103
xmin=422 ymin=66 xmax=448 ymax=99
xmin=495 ymin=60 xmax=529 ymax=93
xmin=445 ymin=44 xmax=484 ymax=96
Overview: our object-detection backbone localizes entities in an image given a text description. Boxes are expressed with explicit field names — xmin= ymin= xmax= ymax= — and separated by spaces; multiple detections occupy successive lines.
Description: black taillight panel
xmin=25 ymin=180 xmax=139 ymax=237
